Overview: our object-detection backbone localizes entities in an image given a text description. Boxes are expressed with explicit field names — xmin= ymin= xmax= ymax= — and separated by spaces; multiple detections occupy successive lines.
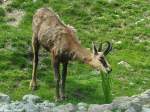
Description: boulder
xmin=118 ymin=61 xmax=131 ymax=68
xmin=88 ymin=104 xmax=113 ymax=112
xmin=0 ymin=93 xmax=10 ymax=103
xmin=112 ymin=96 xmax=132 ymax=110
xmin=142 ymin=107 xmax=150 ymax=112
xmin=24 ymin=102 xmax=39 ymax=112
xmin=77 ymin=102 xmax=88 ymax=112
xmin=36 ymin=101 xmax=55 ymax=112
xmin=53 ymin=103 xmax=77 ymax=112
xmin=23 ymin=94 xmax=41 ymax=104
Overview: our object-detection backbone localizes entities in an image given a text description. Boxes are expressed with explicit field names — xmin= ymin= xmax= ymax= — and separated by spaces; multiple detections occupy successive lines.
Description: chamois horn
xmin=103 ymin=41 xmax=112 ymax=56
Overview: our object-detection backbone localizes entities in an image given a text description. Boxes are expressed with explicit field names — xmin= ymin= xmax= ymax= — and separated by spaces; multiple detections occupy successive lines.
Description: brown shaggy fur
xmin=30 ymin=8 xmax=112 ymax=101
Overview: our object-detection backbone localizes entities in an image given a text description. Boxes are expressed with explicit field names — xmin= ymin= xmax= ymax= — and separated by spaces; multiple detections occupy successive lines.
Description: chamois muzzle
xmin=106 ymin=68 xmax=112 ymax=74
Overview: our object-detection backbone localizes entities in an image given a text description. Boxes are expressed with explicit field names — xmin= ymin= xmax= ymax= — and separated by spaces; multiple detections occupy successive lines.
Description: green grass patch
xmin=101 ymin=73 xmax=112 ymax=103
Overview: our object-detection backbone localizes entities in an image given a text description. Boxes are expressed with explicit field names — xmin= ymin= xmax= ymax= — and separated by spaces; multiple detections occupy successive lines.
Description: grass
xmin=0 ymin=0 xmax=150 ymax=104
xmin=101 ymin=73 xmax=112 ymax=103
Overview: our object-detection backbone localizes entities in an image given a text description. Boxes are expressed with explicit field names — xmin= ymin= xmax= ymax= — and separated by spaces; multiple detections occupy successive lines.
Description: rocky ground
xmin=0 ymin=90 xmax=150 ymax=112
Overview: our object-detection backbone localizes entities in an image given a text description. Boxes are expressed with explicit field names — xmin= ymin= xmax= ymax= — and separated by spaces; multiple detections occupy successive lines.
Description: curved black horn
xmin=103 ymin=41 xmax=112 ymax=55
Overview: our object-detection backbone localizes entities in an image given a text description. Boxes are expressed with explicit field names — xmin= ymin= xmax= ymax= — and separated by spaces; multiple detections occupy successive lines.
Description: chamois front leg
xmin=52 ymin=58 xmax=61 ymax=101
xmin=60 ymin=62 xmax=68 ymax=100
xmin=30 ymin=37 xmax=40 ymax=90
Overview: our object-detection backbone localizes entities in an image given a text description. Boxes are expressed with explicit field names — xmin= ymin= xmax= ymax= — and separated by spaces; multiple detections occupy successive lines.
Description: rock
xmin=118 ymin=61 xmax=131 ymax=68
xmin=9 ymin=101 xmax=24 ymax=111
xmin=0 ymin=93 xmax=10 ymax=103
xmin=24 ymin=102 xmax=39 ymax=112
xmin=143 ymin=89 xmax=150 ymax=96
xmin=129 ymin=102 xmax=142 ymax=112
xmin=23 ymin=94 xmax=41 ymax=104
xmin=144 ymin=104 xmax=150 ymax=108
xmin=88 ymin=104 xmax=113 ymax=112
xmin=142 ymin=107 xmax=150 ymax=112
xmin=0 ymin=101 xmax=25 ymax=112
xmin=112 ymin=97 xmax=142 ymax=112
xmin=77 ymin=102 xmax=88 ymax=112
xmin=77 ymin=102 xmax=88 ymax=108
xmin=1 ymin=89 xmax=150 ymax=112
xmin=132 ymin=93 xmax=150 ymax=104
xmin=42 ymin=100 xmax=56 ymax=108
xmin=37 ymin=101 xmax=55 ymax=112
xmin=131 ymin=97 xmax=141 ymax=104
xmin=135 ymin=93 xmax=150 ymax=105
xmin=6 ymin=9 xmax=25 ymax=26
xmin=53 ymin=103 xmax=77 ymax=112
xmin=125 ymin=107 xmax=137 ymax=112
xmin=0 ymin=104 xmax=10 ymax=111
xmin=112 ymin=96 xmax=133 ymax=111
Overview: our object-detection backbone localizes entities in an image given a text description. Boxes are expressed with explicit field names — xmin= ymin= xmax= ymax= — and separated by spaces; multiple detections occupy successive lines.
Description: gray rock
xmin=143 ymin=90 xmax=150 ymax=96
xmin=144 ymin=103 xmax=150 ymax=108
xmin=0 ymin=93 xmax=10 ymax=103
xmin=129 ymin=102 xmax=142 ymax=112
xmin=23 ymin=94 xmax=41 ymax=104
xmin=88 ymin=104 xmax=113 ymax=112
xmin=138 ymin=93 xmax=150 ymax=105
xmin=142 ymin=107 xmax=150 ymax=112
xmin=77 ymin=102 xmax=88 ymax=111
xmin=103 ymin=110 xmax=112 ymax=112
xmin=24 ymin=102 xmax=39 ymax=112
xmin=36 ymin=101 xmax=55 ymax=112
xmin=0 ymin=104 xmax=12 ymax=112
xmin=0 ymin=102 xmax=25 ymax=112
xmin=132 ymin=97 xmax=141 ymax=104
xmin=118 ymin=61 xmax=131 ymax=68
xmin=53 ymin=103 xmax=77 ymax=112
xmin=125 ymin=107 xmax=137 ymax=112
xmin=1 ymin=89 xmax=150 ymax=112
xmin=112 ymin=96 xmax=132 ymax=110
xmin=42 ymin=100 xmax=56 ymax=108
xmin=9 ymin=101 xmax=25 ymax=111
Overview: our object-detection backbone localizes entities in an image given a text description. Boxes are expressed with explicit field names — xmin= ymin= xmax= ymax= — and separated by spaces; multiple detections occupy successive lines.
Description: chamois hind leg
xmin=30 ymin=35 xmax=40 ymax=90
xmin=52 ymin=57 xmax=61 ymax=101
xmin=60 ymin=62 xmax=68 ymax=100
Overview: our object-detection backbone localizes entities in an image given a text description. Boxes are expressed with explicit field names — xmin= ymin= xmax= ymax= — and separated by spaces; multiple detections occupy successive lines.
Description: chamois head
xmin=91 ymin=41 xmax=112 ymax=74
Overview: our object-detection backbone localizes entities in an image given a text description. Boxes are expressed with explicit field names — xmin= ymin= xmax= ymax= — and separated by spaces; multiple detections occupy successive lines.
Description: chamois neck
xmin=71 ymin=43 xmax=92 ymax=63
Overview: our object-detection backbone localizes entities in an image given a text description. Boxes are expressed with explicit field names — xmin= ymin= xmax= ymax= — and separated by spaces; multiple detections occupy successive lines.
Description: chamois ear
xmin=92 ymin=42 xmax=98 ymax=55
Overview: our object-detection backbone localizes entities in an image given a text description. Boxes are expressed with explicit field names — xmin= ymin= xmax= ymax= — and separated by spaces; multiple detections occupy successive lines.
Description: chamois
xmin=30 ymin=8 xmax=112 ymax=101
